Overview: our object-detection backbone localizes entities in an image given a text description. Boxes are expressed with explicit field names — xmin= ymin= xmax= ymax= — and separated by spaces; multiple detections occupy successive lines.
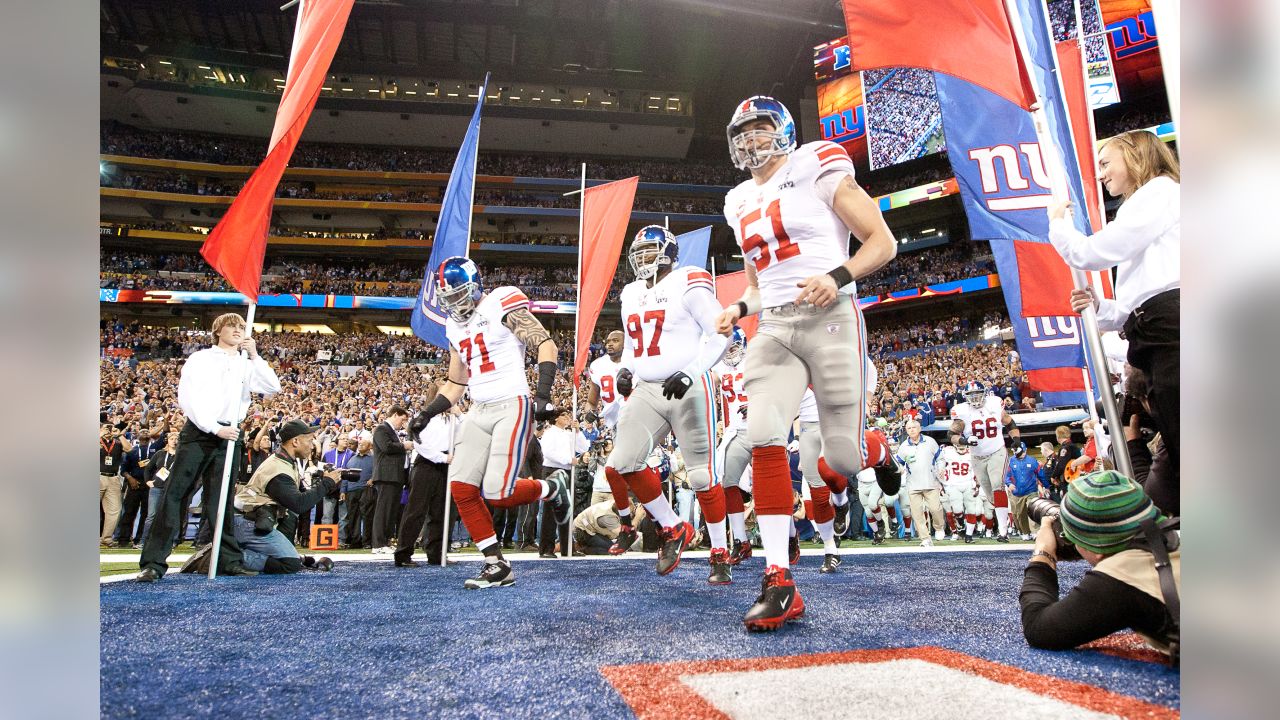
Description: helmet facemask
xmin=436 ymin=279 xmax=480 ymax=323
xmin=728 ymin=120 xmax=789 ymax=170
xmin=628 ymin=233 xmax=674 ymax=281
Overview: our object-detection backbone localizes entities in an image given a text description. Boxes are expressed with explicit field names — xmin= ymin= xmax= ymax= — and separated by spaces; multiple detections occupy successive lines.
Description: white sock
xmin=538 ymin=480 xmax=552 ymax=499
xmin=866 ymin=518 xmax=879 ymax=534
xmin=816 ymin=519 xmax=837 ymax=553
xmin=996 ymin=507 xmax=1010 ymax=536
xmin=729 ymin=512 xmax=748 ymax=542
xmin=643 ymin=497 xmax=681 ymax=529
xmin=759 ymin=515 xmax=792 ymax=569
xmin=832 ymin=489 xmax=849 ymax=507
xmin=617 ymin=506 xmax=631 ymax=520
xmin=789 ymin=518 xmax=797 ymax=537
xmin=706 ymin=519 xmax=727 ymax=550
xmin=475 ymin=536 xmax=497 ymax=552
xmin=965 ymin=520 xmax=976 ymax=535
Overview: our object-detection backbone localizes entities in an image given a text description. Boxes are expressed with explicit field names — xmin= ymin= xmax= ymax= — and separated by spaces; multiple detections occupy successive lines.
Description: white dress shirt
xmin=414 ymin=414 xmax=456 ymax=464
xmin=1049 ymin=175 xmax=1180 ymax=332
xmin=541 ymin=425 xmax=588 ymax=470
xmin=178 ymin=347 xmax=281 ymax=434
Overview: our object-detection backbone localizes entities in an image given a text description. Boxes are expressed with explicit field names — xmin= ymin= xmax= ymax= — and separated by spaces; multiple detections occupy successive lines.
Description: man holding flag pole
xmin=135 ymin=0 xmax=356 ymax=581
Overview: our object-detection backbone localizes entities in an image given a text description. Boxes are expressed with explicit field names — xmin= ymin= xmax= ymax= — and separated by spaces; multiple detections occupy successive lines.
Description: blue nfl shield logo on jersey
xmin=826 ymin=323 xmax=839 ymax=335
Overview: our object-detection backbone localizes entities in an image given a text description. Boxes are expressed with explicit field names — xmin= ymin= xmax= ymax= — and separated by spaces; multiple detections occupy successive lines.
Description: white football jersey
xmin=589 ymin=354 xmax=625 ymax=429
xmin=936 ymin=446 xmax=976 ymax=489
xmin=798 ymin=387 xmax=819 ymax=423
xmin=952 ymin=394 xmax=1006 ymax=456
xmin=444 ymin=286 xmax=530 ymax=404
xmin=714 ymin=357 xmax=748 ymax=430
xmin=619 ymin=266 xmax=719 ymax=382
xmin=724 ymin=141 xmax=857 ymax=309
xmin=856 ymin=467 xmax=878 ymax=486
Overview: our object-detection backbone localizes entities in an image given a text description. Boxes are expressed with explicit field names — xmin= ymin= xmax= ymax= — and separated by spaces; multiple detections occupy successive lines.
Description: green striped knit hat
xmin=1059 ymin=470 xmax=1162 ymax=555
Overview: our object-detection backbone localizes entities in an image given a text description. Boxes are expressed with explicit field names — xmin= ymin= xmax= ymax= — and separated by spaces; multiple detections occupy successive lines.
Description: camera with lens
xmin=247 ymin=505 xmax=278 ymax=536
xmin=1025 ymin=497 xmax=1083 ymax=562
xmin=340 ymin=468 xmax=362 ymax=483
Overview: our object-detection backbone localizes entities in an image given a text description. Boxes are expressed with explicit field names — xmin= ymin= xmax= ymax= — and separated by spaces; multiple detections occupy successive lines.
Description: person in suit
xmin=115 ymin=430 xmax=162 ymax=547
xmin=370 ymin=406 xmax=413 ymax=552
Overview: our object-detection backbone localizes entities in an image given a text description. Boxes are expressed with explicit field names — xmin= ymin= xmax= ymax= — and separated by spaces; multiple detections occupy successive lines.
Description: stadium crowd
xmin=862 ymin=68 xmax=946 ymax=169
xmin=857 ymin=243 xmax=996 ymax=296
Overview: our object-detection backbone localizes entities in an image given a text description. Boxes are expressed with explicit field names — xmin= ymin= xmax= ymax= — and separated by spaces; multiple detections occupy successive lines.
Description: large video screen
xmin=814 ymin=37 xmax=947 ymax=173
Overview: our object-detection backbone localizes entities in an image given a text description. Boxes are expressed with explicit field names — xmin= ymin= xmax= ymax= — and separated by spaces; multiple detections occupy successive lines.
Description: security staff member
xmin=539 ymin=408 xmax=588 ymax=557
xmin=1020 ymin=470 xmax=1180 ymax=659
xmin=395 ymin=384 xmax=458 ymax=567
xmin=223 ymin=420 xmax=339 ymax=574
xmin=135 ymin=313 xmax=281 ymax=582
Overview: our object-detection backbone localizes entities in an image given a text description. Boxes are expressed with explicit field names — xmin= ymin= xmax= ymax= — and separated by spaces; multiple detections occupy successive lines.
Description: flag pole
xmin=565 ymin=162 xmax=586 ymax=557
xmin=207 ymin=0 xmax=310 ymax=579
xmin=1008 ymin=0 xmax=1132 ymax=477
xmin=440 ymin=415 xmax=454 ymax=566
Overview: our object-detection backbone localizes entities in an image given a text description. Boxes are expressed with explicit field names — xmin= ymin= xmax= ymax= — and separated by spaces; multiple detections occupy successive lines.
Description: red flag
xmin=1056 ymin=40 xmax=1103 ymax=233
xmin=199 ymin=0 xmax=355 ymax=301
xmin=841 ymin=0 xmax=1036 ymax=110
xmin=714 ymin=271 xmax=758 ymax=340
xmin=1013 ymin=240 xmax=1076 ymax=317
xmin=1026 ymin=367 xmax=1087 ymax=393
xmin=574 ymin=177 xmax=639 ymax=384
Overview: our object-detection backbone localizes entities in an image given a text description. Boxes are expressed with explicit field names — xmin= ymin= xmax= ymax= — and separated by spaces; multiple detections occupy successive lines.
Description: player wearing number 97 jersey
xmin=604 ymin=225 xmax=732 ymax=585
xmin=416 ymin=257 xmax=571 ymax=590
xmin=716 ymin=95 xmax=899 ymax=632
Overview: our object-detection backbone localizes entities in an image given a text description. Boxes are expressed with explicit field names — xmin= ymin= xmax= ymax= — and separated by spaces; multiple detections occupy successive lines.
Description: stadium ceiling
xmin=100 ymin=0 xmax=846 ymax=158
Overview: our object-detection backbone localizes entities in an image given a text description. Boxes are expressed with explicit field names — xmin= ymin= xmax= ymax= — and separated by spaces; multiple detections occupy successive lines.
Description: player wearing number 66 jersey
xmin=715 ymin=95 xmax=898 ymax=632
xmin=948 ymin=381 xmax=1020 ymax=542
xmin=604 ymin=225 xmax=732 ymax=585
xmin=416 ymin=257 xmax=570 ymax=590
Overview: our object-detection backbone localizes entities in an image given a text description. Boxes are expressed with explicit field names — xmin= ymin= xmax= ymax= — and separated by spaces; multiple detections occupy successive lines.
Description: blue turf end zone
xmin=101 ymin=551 xmax=1179 ymax=718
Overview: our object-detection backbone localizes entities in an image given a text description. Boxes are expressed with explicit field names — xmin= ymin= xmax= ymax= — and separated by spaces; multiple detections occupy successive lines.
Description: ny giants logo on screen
xmin=1106 ymin=11 xmax=1158 ymax=60
xmin=1025 ymin=316 xmax=1080 ymax=349
xmin=820 ymin=105 xmax=865 ymax=144
xmin=965 ymin=143 xmax=1052 ymax=213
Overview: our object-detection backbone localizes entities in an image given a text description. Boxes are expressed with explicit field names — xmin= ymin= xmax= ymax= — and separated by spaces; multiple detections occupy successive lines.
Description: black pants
xmin=1124 ymin=290 xmax=1180 ymax=475
xmin=396 ymin=459 xmax=449 ymax=563
xmin=139 ymin=421 xmax=244 ymax=576
xmin=370 ymin=482 xmax=403 ymax=548
xmin=115 ymin=483 xmax=149 ymax=544
xmin=516 ymin=503 xmax=538 ymax=547
xmin=358 ymin=485 xmax=378 ymax=546
xmin=343 ymin=487 xmax=366 ymax=547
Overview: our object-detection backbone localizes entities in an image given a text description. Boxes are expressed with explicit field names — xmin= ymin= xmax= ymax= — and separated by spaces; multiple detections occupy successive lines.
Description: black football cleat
xmin=608 ymin=524 xmax=638 ymax=555
xmin=728 ymin=539 xmax=753 ymax=566
xmin=463 ymin=559 xmax=515 ymax=589
xmin=548 ymin=476 xmax=571 ymax=525
xmin=789 ymin=536 xmax=800 ymax=566
xmin=656 ymin=522 xmax=694 ymax=576
xmin=820 ymin=553 xmax=842 ymax=573
xmin=708 ymin=548 xmax=733 ymax=585
xmin=833 ymin=502 xmax=850 ymax=536
xmin=964 ymin=533 xmax=975 ymax=544
xmin=871 ymin=530 xmax=885 ymax=546
xmin=743 ymin=565 xmax=805 ymax=632
xmin=996 ymin=534 xmax=1010 ymax=544
xmin=873 ymin=460 xmax=902 ymax=496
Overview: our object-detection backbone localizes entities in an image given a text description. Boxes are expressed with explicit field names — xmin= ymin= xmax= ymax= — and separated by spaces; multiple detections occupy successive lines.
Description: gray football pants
xmin=606 ymin=373 xmax=718 ymax=492
xmin=717 ymin=428 xmax=752 ymax=490
xmin=448 ymin=396 xmax=533 ymax=500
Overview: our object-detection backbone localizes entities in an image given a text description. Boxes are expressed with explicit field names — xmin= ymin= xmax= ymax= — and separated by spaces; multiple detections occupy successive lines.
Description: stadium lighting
xmin=322 ymin=86 xmax=333 ymax=91
xmin=368 ymin=89 xmax=379 ymax=93
xmin=550 ymin=98 xmax=561 ymax=102
xmin=404 ymin=90 xmax=417 ymax=95
xmin=508 ymin=96 xmax=520 ymax=100
xmin=198 ymin=65 xmax=211 ymax=70
xmin=921 ymin=228 xmax=936 ymax=233
xmin=341 ymin=87 xmax=353 ymax=92
xmin=447 ymin=92 xmax=459 ymax=97
xmin=158 ymin=60 xmax=172 ymax=65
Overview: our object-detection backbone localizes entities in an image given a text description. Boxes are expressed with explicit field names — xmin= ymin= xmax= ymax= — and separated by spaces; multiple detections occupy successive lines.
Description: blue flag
xmin=675 ymin=225 xmax=713 ymax=271
xmin=411 ymin=73 xmax=489 ymax=348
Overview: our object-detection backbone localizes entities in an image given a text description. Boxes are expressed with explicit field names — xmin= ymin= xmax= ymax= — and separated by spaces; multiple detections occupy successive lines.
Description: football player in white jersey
xmin=794 ymin=389 xmax=851 ymax=573
xmin=587 ymin=330 xmax=626 ymax=432
xmin=948 ymin=381 xmax=1020 ymax=542
xmin=415 ymin=257 xmax=569 ymax=589
xmin=935 ymin=433 xmax=982 ymax=542
xmin=713 ymin=327 xmax=754 ymax=565
xmin=603 ymin=226 xmax=732 ymax=584
xmin=714 ymin=95 xmax=898 ymax=631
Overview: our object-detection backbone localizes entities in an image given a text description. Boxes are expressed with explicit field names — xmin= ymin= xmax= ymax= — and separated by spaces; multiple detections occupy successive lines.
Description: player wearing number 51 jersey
xmin=604 ymin=225 xmax=732 ymax=585
xmin=416 ymin=257 xmax=570 ymax=590
xmin=949 ymin=381 xmax=1020 ymax=542
xmin=715 ymin=95 xmax=899 ymax=632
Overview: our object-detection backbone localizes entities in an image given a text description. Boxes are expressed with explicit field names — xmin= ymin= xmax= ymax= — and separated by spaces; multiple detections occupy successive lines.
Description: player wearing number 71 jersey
xmin=604 ymin=225 xmax=732 ymax=585
xmin=715 ymin=95 xmax=899 ymax=632
xmin=415 ymin=257 xmax=570 ymax=590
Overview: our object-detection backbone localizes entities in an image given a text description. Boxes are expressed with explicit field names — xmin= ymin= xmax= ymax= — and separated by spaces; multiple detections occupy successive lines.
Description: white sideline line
xmin=100 ymin=544 xmax=1032 ymax=584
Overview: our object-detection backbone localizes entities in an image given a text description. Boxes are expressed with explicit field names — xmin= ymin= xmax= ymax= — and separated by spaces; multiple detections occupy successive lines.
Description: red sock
xmin=489 ymin=478 xmax=543 ymax=508
xmin=803 ymin=499 xmax=814 ymax=520
xmin=904 ymin=515 xmax=914 ymax=532
xmin=624 ymin=467 xmax=663 ymax=504
xmin=993 ymin=489 xmax=1009 ymax=509
xmin=810 ymin=485 xmax=834 ymax=524
xmin=724 ymin=486 xmax=745 ymax=514
xmin=695 ymin=487 xmax=726 ymax=524
xmin=751 ymin=445 xmax=792 ymax=515
xmin=886 ymin=504 xmax=898 ymax=522
xmin=817 ymin=456 xmax=849 ymax=494
xmin=605 ymin=466 xmax=631 ymax=518
xmin=451 ymin=481 xmax=495 ymax=545
xmin=863 ymin=430 xmax=890 ymax=467
xmin=965 ymin=513 xmax=977 ymax=526
xmin=946 ymin=511 xmax=955 ymax=531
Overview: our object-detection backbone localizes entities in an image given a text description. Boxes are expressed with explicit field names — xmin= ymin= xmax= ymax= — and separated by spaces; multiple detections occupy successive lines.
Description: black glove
xmin=408 ymin=410 xmax=430 ymax=436
xmin=615 ymin=368 xmax=634 ymax=398
xmin=532 ymin=395 xmax=558 ymax=422
xmin=737 ymin=403 xmax=748 ymax=420
xmin=662 ymin=371 xmax=693 ymax=400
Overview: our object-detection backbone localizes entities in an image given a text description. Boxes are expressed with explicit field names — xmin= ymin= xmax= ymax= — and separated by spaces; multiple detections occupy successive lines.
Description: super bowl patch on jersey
xmin=826 ymin=323 xmax=839 ymax=335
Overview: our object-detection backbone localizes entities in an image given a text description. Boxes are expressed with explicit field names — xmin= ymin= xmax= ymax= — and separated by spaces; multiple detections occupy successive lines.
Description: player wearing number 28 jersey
xmin=415 ymin=257 xmax=571 ymax=590
xmin=715 ymin=95 xmax=899 ymax=632
xmin=604 ymin=225 xmax=732 ymax=585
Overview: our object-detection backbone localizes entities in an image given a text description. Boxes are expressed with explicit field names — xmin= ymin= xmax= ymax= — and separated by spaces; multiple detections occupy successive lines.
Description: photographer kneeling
xmin=1020 ymin=470 xmax=1180 ymax=661
xmin=230 ymin=420 xmax=341 ymax=574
